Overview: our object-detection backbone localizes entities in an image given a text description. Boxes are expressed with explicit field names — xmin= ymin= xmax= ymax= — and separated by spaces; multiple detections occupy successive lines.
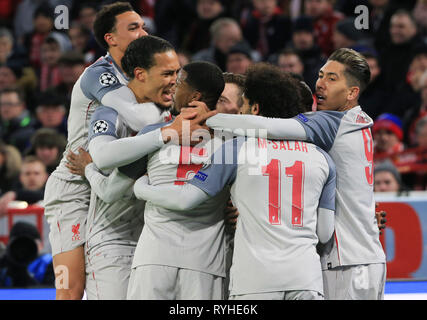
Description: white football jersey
xmin=52 ymin=53 xmax=128 ymax=181
xmin=189 ymin=137 xmax=336 ymax=295
xmin=294 ymin=106 xmax=386 ymax=269
xmin=131 ymin=122 xmax=229 ymax=277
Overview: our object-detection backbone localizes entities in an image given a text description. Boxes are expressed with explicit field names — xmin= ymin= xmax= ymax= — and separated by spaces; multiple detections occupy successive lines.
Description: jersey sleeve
xmin=80 ymin=65 xmax=123 ymax=102
xmin=189 ymin=137 xmax=245 ymax=197
xmin=88 ymin=106 xmax=120 ymax=142
xmin=293 ymin=111 xmax=344 ymax=152
xmin=316 ymin=147 xmax=337 ymax=211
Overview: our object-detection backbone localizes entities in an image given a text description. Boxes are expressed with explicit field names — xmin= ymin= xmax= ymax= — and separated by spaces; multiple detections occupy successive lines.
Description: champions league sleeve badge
xmin=93 ymin=120 xmax=109 ymax=133
xmin=99 ymin=72 xmax=118 ymax=86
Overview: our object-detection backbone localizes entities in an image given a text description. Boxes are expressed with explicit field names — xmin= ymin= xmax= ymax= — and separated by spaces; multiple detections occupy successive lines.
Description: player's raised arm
xmin=206 ymin=113 xmax=307 ymax=140
xmin=133 ymin=176 xmax=210 ymax=211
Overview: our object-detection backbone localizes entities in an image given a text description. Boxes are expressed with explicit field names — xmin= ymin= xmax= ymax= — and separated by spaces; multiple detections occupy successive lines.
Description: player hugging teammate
xmin=45 ymin=1 xmax=386 ymax=301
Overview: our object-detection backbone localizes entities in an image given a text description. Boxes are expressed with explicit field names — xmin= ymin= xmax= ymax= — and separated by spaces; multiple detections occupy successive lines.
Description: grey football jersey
xmin=84 ymin=106 xmax=168 ymax=255
xmin=131 ymin=122 xmax=229 ymax=277
xmin=52 ymin=53 xmax=128 ymax=181
xmin=294 ymin=106 xmax=386 ymax=269
xmin=189 ymin=136 xmax=336 ymax=295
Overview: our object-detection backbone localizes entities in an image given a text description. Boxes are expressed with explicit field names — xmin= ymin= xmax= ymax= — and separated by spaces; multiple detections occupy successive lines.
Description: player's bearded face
xmin=145 ymin=51 xmax=180 ymax=108
xmin=315 ymin=60 xmax=351 ymax=111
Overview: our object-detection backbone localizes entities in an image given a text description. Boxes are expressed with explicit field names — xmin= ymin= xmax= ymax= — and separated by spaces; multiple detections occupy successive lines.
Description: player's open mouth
xmin=162 ymin=89 xmax=173 ymax=102
xmin=316 ymin=94 xmax=326 ymax=104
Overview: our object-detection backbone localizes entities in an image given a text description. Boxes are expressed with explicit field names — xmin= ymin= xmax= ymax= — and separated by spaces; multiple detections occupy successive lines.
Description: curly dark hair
xmin=93 ymin=2 xmax=134 ymax=50
xmin=243 ymin=63 xmax=304 ymax=119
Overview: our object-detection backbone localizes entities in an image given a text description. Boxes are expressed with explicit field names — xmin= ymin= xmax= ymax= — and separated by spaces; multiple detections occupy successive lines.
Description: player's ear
xmin=348 ymin=86 xmax=360 ymax=101
xmin=191 ymin=91 xmax=202 ymax=102
xmin=134 ymin=67 xmax=147 ymax=82
xmin=104 ymin=33 xmax=116 ymax=47
xmin=251 ymin=103 xmax=260 ymax=115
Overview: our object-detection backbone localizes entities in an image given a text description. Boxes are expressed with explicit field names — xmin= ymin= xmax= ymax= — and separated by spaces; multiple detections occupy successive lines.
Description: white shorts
xmin=44 ymin=175 xmax=91 ymax=256
xmin=322 ymin=263 xmax=386 ymax=300
xmin=230 ymin=290 xmax=324 ymax=300
xmin=85 ymin=249 xmax=134 ymax=300
xmin=127 ymin=265 xmax=225 ymax=300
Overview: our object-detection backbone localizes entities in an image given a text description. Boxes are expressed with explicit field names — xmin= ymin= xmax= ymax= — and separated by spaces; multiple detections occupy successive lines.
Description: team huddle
xmin=44 ymin=2 xmax=386 ymax=300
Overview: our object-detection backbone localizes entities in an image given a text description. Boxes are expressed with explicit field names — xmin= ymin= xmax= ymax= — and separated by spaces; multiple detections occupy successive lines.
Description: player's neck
xmin=109 ymin=48 xmax=124 ymax=72
xmin=338 ymin=100 xmax=358 ymax=112
xmin=127 ymin=80 xmax=148 ymax=103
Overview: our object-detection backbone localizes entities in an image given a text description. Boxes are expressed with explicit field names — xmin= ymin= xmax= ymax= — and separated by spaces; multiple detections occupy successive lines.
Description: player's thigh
xmin=178 ymin=269 xmax=225 ymax=300
xmin=230 ymin=291 xmax=285 ymax=300
xmin=44 ymin=176 xmax=90 ymax=256
xmin=127 ymin=265 xmax=178 ymax=300
xmin=53 ymin=245 xmax=85 ymax=292
xmin=85 ymin=253 xmax=133 ymax=300
xmin=323 ymin=263 xmax=386 ymax=300
xmin=284 ymin=290 xmax=324 ymax=300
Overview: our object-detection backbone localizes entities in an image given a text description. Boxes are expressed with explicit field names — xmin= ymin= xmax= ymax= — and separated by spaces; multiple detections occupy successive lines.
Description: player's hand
xmin=161 ymin=104 xmax=217 ymax=145
xmin=224 ymin=199 xmax=239 ymax=234
xmin=66 ymin=147 xmax=93 ymax=176
xmin=0 ymin=191 xmax=16 ymax=217
xmin=375 ymin=202 xmax=387 ymax=235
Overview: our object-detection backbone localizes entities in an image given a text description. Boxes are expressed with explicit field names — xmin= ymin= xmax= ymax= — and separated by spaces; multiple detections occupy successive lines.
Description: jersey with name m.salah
xmin=294 ymin=106 xmax=386 ymax=269
xmin=189 ymin=137 xmax=336 ymax=295
xmin=131 ymin=122 xmax=230 ymax=277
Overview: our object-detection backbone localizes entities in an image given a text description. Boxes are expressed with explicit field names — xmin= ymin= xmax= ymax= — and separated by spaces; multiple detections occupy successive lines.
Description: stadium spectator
xmin=0 ymin=156 xmax=48 ymax=218
xmin=192 ymin=17 xmax=243 ymax=71
xmin=412 ymin=0 xmax=427 ymax=39
xmin=359 ymin=52 xmax=389 ymax=121
xmin=332 ymin=17 xmax=371 ymax=52
xmin=415 ymin=115 xmax=427 ymax=148
xmin=240 ymin=0 xmax=292 ymax=60
xmin=0 ymin=65 xmax=20 ymax=91
xmin=177 ymin=50 xmax=191 ymax=67
xmin=407 ymin=69 xmax=427 ymax=146
xmin=39 ymin=32 xmax=72 ymax=92
xmin=26 ymin=128 xmax=67 ymax=175
xmin=34 ymin=90 xmax=68 ymax=136
xmin=0 ymin=88 xmax=36 ymax=154
xmin=277 ymin=48 xmax=305 ymax=77
xmin=225 ymin=41 xmax=254 ymax=75
xmin=288 ymin=15 xmax=326 ymax=91
xmin=68 ymin=23 xmax=97 ymax=64
xmin=77 ymin=2 xmax=98 ymax=31
xmin=0 ymin=27 xmax=28 ymax=69
xmin=304 ymin=0 xmax=344 ymax=57
xmin=0 ymin=141 xmax=22 ymax=196
xmin=22 ymin=3 xmax=55 ymax=70
xmin=181 ymin=0 xmax=227 ymax=55
xmin=374 ymin=160 xmax=403 ymax=192
xmin=373 ymin=113 xmax=405 ymax=157
xmin=55 ymin=51 xmax=86 ymax=104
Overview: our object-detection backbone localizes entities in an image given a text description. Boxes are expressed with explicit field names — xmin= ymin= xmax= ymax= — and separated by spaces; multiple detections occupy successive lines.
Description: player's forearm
xmin=133 ymin=176 xmax=209 ymax=211
xmin=84 ymin=163 xmax=134 ymax=203
xmin=206 ymin=114 xmax=307 ymax=140
xmin=316 ymin=208 xmax=335 ymax=244
xmin=89 ymin=129 xmax=164 ymax=170
xmin=101 ymin=86 xmax=163 ymax=132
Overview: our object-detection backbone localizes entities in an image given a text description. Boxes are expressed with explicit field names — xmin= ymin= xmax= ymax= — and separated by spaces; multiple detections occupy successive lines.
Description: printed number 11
xmin=262 ymin=159 xmax=305 ymax=226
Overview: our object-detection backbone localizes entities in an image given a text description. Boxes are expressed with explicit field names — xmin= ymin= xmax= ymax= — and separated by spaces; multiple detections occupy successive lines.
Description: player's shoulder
xmin=314 ymin=145 xmax=336 ymax=172
xmin=138 ymin=120 xmax=172 ymax=135
xmin=296 ymin=110 xmax=345 ymax=123
xmin=81 ymin=55 xmax=118 ymax=85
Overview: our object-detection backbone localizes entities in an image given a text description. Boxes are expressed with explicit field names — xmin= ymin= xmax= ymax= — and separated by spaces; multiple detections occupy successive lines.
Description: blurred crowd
xmin=0 ymin=0 xmax=426 ymax=209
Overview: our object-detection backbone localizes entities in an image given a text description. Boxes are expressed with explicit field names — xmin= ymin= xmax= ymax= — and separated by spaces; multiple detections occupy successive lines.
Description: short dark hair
xmin=328 ymin=48 xmax=371 ymax=94
xmin=223 ymin=72 xmax=245 ymax=108
xmin=36 ymin=89 xmax=66 ymax=109
xmin=30 ymin=128 xmax=67 ymax=150
xmin=93 ymin=2 xmax=134 ymax=50
xmin=244 ymin=63 xmax=304 ymax=119
xmin=289 ymin=72 xmax=313 ymax=112
xmin=0 ymin=88 xmax=25 ymax=103
xmin=121 ymin=35 xmax=175 ymax=78
xmin=182 ymin=61 xmax=225 ymax=110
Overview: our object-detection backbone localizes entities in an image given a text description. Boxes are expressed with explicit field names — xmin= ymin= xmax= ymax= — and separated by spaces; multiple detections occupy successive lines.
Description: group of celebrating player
xmin=43 ymin=2 xmax=386 ymax=300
